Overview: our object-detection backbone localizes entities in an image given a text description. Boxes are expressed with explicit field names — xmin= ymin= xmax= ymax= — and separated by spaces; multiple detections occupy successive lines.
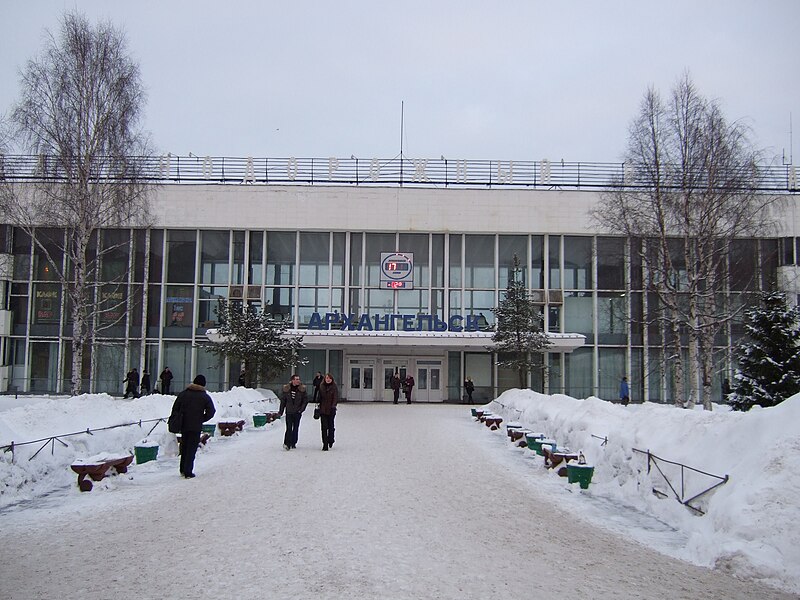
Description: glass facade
xmin=0 ymin=226 xmax=786 ymax=402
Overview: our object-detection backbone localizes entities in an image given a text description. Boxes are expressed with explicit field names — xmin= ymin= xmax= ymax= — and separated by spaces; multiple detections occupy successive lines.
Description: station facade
xmin=1 ymin=156 xmax=798 ymax=402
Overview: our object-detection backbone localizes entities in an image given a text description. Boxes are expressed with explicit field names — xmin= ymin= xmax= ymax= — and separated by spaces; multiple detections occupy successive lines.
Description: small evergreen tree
xmin=730 ymin=292 xmax=800 ymax=411
xmin=206 ymin=300 xmax=306 ymax=386
xmin=491 ymin=255 xmax=552 ymax=388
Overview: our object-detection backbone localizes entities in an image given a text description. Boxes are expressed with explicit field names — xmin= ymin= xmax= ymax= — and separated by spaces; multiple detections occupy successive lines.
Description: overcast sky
xmin=1 ymin=1 xmax=798 ymax=163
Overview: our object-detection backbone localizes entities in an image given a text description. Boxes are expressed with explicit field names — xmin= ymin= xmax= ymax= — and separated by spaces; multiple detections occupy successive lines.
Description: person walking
xmin=464 ymin=376 xmax=475 ymax=404
xmin=169 ymin=374 xmax=216 ymax=478
xmin=318 ymin=373 xmax=339 ymax=451
xmin=238 ymin=369 xmax=246 ymax=387
xmin=140 ymin=370 xmax=151 ymax=395
xmin=123 ymin=368 xmax=139 ymax=399
xmin=391 ymin=371 xmax=402 ymax=404
xmin=404 ymin=374 xmax=415 ymax=404
xmin=312 ymin=371 xmax=323 ymax=403
xmin=160 ymin=367 xmax=174 ymax=395
xmin=278 ymin=374 xmax=309 ymax=450
xmin=619 ymin=376 xmax=630 ymax=406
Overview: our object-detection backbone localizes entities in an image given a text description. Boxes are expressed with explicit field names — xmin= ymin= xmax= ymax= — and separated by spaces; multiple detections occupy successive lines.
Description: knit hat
xmin=193 ymin=374 xmax=206 ymax=387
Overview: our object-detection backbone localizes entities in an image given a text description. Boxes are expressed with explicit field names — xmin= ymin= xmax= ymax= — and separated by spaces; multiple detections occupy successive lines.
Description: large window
xmin=299 ymin=232 xmax=330 ymax=286
xmin=597 ymin=237 xmax=624 ymax=290
xmin=499 ymin=235 xmax=527 ymax=288
xmin=365 ymin=233 xmax=395 ymax=286
xmin=399 ymin=233 xmax=429 ymax=287
xmin=200 ymin=230 xmax=230 ymax=284
xmin=564 ymin=236 xmax=591 ymax=289
xmin=465 ymin=235 xmax=494 ymax=288
xmin=166 ymin=230 xmax=196 ymax=283
xmin=266 ymin=231 xmax=296 ymax=286
xmin=248 ymin=231 xmax=263 ymax=285
xmin=100 ymin=229 xmax=130 ymax=282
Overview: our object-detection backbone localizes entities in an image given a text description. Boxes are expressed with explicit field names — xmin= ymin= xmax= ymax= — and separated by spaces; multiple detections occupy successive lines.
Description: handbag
xmin=313 ymin=406 xmax=320 ymax=420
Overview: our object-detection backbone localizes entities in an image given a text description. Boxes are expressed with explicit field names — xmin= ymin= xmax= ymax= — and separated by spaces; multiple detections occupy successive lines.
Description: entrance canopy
xmin=205 ymin=328 xmax=585 ymax=352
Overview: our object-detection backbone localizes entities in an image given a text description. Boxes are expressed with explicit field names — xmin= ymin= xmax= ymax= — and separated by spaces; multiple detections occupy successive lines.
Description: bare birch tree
xmin=593 ymin=73 xmax=779 ymax=410
xmin=2 ymin=12 xmax=155 ymax=395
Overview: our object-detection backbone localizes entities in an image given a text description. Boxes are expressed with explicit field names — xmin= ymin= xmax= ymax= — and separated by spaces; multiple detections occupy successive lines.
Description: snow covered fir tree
xmin=205 ymin=299 xmax=305 ymax=387
xmin=491 ymin=255 xmax=552 ymax=388
xmin=729 ymin=292 xmax=800 ymax=411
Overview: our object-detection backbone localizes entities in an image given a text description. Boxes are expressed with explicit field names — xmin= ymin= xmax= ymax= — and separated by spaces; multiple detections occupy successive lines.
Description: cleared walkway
xmin=0 ymin=404 xmax=792 ymax=599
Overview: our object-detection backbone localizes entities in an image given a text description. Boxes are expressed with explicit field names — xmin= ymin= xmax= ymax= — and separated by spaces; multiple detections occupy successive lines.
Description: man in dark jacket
xmin=278 ymin=374 xmax=308 ymax=450
xmin=170 ymin=374 xmax=216 ymax=478
xmin=123 ymin=368 xmax=139 ymax=399
xmin=160 ymin=367 xmax=174 ymax=395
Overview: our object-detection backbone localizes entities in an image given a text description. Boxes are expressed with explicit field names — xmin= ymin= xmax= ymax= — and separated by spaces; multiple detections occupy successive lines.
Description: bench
xmin=217 ymin=420 xmax=246 ymax=436
xmin=484 ymin=416 xmax=503 ymax=430
xmin=70 ymin=453 xmax=134 ymax=492
xmin=541 ymin=445 xmax=580 ymax=477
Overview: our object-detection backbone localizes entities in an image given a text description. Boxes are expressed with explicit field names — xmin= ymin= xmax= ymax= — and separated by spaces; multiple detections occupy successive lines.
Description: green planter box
xmin=525 ymin=432 xmax=544 ymax=451
xmin=134 ymin=445 xmax=158 ymax=465
xmin=201 ymin=423 xmax=217 ymax=436
xmin=567 ymin=463 xmax=595 ymax=489
xmin=253 ymin=414 xmax=267 ymax=427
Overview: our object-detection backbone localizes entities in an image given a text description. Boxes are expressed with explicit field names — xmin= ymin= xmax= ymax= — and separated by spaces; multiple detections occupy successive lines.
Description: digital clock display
xmin=380 ymin=252 xmax=414 ymax=289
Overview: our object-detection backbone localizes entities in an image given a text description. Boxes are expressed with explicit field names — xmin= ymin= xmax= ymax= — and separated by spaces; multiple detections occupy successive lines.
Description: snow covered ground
xmin=0 ymin=388 xmax=798 ymax=598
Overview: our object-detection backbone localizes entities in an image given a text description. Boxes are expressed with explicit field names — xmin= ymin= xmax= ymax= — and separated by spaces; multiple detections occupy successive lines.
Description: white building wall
xmin=151 ymin=184 xmax=612 ymax=235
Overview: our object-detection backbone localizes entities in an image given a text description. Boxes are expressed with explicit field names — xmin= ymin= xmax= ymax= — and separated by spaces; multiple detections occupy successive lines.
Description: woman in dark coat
xmin=318 ymin=373 xmax=339 ymax=451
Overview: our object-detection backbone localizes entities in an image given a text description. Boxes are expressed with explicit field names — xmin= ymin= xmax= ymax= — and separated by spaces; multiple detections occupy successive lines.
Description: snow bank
xmin=485 ymin=391 xmax=800 ymax=594
xmin=0 ymin=387 xmax=277 ymax=510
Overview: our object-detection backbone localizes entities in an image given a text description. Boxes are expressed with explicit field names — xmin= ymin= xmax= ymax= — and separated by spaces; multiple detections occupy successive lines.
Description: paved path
xmin=0 ymin=404 xmax=793 ymax=599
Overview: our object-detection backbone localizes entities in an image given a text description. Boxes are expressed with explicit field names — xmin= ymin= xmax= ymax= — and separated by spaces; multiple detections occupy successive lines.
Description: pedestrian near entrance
xmin=464 ymin=377 xmax=475 ymax=404
xmin=160 ymin=367 xmax=174 ymax=395
xmin=404 ymin=374 xmax=415 ymax=404
xmin=312 ymin=371 xmax=323 ymax=403
xmin=318 ymin=373 xmax=339 ymax=450
xmin=140 ymin=370 xmax=151 ymax=395
xmin=279 ymin=374 xmax=309 ymax=450
xmin=123 ymin=368 xmax=139 ymax=398
xmin=619 ymin=376 xmax=630 ymax=406
xmin=391 ymin=371 xmax=403 ymax=404
xmin=169 ymin=374 xmax=216 ymax=478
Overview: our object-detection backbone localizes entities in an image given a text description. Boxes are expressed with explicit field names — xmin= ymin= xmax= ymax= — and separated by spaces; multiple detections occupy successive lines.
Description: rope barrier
xmin=1 ymin=417 xmax=169 ymax=464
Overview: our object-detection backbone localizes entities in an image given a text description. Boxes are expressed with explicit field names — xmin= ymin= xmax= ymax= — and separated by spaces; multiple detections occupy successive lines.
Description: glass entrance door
xmin=347 ymin=360 xmax=375 ymax=401
xmin=415 ymin=360 xmax=442 ymax=402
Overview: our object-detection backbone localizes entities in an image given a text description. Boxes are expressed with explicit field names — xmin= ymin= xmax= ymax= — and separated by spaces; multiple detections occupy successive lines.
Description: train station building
xmin=1 ymin=156 xmax=798 ymax=402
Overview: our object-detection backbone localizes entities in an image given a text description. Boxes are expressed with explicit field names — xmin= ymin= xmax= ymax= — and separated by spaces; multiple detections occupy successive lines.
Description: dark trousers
xmin=180 ymin=430 xmax=201 ymax=475
xmin=283 ymin=412 xmax=302 ymax=447
xmin=393 ymin=388 xmax=400 ymax=403
xmin=162 ymin=381 xmax=171 ymax=395
xmin=320 ymin=413 xmax=335 ymax=446
xmin=405 ymin=388 xmax=412 ymax=403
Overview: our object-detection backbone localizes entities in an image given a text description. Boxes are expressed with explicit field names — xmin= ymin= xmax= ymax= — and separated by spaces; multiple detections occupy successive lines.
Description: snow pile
xmin=0 ymin=387 xmax=277 ymax=509
xmin=484 ymin=390 xmax=800 ymax=594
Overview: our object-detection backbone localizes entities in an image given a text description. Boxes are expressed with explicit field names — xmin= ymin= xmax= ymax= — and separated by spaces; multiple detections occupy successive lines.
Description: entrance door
xmin=415 ymin=360 xmax=442 ymax=402
xmin=382 ymin=359 xmax=408 ymax=402
xmin=347 ymin=360 xmax=375 ymax=401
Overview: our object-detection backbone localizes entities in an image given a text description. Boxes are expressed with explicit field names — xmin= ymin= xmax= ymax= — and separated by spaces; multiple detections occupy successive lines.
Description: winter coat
xmin=160 ymin=369 xmax=174 ymax=384
xmin=279 ymin=383 xmax=309 ymax=416
xmin=464 ymin=379 xmax=475 ymax=394
xmin=318 ymin=381 xmax=339 ymax=416
xmin=141 ymin=373 xmax=151 ymax=391
xmin=391 ymin=375 xmax=402 ymax=391
xmin=619 ymin=380 xmax=630 ymax=399
xmin=170 ymin=383 xmax=216 ymax=433
xmin=404 ymin=376 xmax=415 ymax=392
xmin=125 ymin=370 xmax=139 ymax=386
